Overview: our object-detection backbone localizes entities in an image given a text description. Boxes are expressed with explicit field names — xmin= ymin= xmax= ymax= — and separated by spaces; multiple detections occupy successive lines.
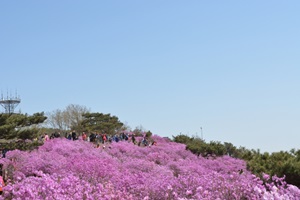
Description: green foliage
xmin=173 ymin=134 xmax=194 ymax=144
xmin=173 ymin=135 xmax=227 ymax=157
xmin=0 ymin=139 xmax=42 ymax=151
xmin=187 ymin=139 xmax=206 ymax=156
xmin=208 ymin=141 xmax=226 ymax=156
xmin=132 ymin=126 xmax=145 ymax=136
xmin=81 ymin=112 xmax=123 ymax=135
xmin=173 ymin=133 xmax=300 ymax=188
xmin=0 ymin=113 xmax=47 ymax=140
xmin=246 ymin=150 xmax=300 ymax=188
xmin=17 ymin=128 xmax=40 ymax=140
xmin=27 ymin=112 xmax=47 ymax=125
xmin=224 ymin=142 xmax=237 ymax=157
xmin=145 ymin=131 xmax=152 ymax=138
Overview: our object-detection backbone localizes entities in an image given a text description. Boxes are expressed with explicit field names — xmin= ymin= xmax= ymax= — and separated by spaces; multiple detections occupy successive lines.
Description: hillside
xmin=0 ymin=136 xmax=299 ymax=199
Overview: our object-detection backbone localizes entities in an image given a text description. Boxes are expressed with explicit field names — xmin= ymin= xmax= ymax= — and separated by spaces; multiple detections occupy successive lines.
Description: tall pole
xmin=200 ymin=127 xmax=203 ymax=140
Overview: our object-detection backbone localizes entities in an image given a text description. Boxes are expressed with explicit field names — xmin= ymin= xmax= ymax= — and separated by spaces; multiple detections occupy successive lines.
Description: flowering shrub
xmin=0 ymin=135 xmax=299 ymax=199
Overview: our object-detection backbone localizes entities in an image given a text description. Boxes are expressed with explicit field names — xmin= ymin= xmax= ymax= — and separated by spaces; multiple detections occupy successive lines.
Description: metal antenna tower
xmin=0 ymin=91 xmax=21 ymax=114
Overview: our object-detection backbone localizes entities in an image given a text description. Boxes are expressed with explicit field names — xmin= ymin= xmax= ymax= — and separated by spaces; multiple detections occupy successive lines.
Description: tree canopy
xmin=0 ymin=112 xmax=47 ymax=140
xmin=81 ymin=112 xmax=123 ymax=135
xmin=46 ymin=104 xmax=90 ymax=131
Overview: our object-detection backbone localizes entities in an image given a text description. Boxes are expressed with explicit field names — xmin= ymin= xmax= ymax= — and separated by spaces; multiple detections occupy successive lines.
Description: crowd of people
xmin=42 ymin=131 xmax=156 ymax=148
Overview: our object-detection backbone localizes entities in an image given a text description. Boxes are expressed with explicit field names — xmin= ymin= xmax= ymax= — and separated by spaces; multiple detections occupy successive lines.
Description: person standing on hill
xmin=72 ymin=131 xmax=77 ymax=140
xmin=67 ymin=132 xmax=72 ymax=140
xmin=82 ymin=132 xmax=87 ymax=141
xmin=44 ymin=134 xmax=49 ymax=142
xmin=131 ymin=134 xmax=136 ymax=144
xmin=102 ymin=134 xmax=107 ymax=143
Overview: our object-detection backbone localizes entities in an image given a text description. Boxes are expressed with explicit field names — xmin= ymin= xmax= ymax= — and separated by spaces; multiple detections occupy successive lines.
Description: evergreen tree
xmin=81 ymin=112 xmax=123 ymax=135
xmin=0 ymin=112 xmax=47 ymax=140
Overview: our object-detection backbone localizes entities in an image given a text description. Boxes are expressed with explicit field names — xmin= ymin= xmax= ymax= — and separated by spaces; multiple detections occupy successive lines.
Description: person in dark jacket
xmin=72 ymin=131 xmax=77 ymax=140
xmin=131 ymin=134 xmax=136 ymax=144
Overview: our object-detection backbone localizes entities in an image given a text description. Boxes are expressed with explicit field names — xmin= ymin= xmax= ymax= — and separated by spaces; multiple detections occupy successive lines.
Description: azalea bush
xmin=173 ymin=134 xmax=300 ymax=188
xmin=0 ymin=135 xmax=299 ymax=199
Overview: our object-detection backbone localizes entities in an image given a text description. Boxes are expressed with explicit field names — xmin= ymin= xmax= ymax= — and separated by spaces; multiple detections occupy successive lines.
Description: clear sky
xmin=1 ymin=1 xmax=299 ymax=153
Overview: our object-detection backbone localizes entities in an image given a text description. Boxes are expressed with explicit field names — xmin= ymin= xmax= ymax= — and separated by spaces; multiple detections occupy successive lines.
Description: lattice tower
xmin=0 ymin=92 xmax=21 ymax=114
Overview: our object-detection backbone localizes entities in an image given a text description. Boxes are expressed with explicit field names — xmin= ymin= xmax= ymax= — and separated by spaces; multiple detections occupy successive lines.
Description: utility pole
xmin=200 ymin=127 xmax=203 ymax=140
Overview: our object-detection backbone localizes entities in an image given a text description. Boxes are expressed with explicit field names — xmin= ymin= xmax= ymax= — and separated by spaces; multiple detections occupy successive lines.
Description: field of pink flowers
xmin=0 ymin=135 xmax=299 ymax=200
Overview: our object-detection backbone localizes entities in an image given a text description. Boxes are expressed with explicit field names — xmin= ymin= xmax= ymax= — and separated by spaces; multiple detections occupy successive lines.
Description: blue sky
xmin=1 ymin=1 xmax=300 ymax=152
